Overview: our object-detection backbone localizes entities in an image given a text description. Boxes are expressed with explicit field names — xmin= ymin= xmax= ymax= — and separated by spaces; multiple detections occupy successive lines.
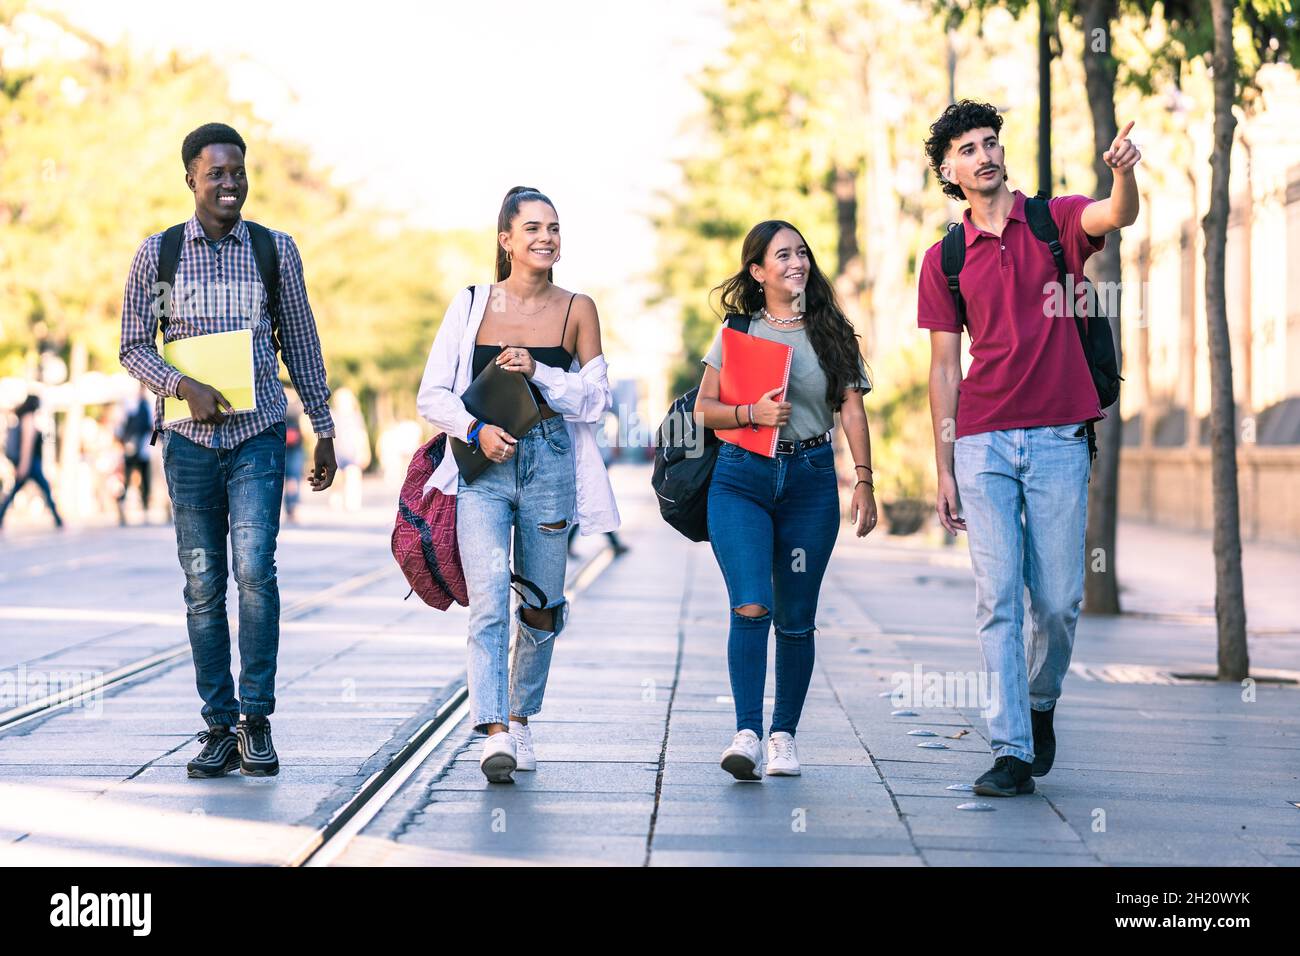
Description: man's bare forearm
xmin=929 ymin=368 xmax=960 ymax=478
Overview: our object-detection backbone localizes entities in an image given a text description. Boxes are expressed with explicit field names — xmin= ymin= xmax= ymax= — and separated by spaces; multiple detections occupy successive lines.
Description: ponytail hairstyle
xmin=495 ymin=186 xmax=559 ymax=282
xmin=711 ymin=220 xmax=868 ymax=411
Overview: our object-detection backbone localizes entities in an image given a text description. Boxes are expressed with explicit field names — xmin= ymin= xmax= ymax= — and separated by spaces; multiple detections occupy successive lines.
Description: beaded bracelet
xmin=855 ymin=479 xmax=874 ymax=490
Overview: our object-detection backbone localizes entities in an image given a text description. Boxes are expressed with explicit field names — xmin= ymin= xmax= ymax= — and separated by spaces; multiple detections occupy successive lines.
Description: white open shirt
xmin=415 ymin=284 xmax=621 ymax=535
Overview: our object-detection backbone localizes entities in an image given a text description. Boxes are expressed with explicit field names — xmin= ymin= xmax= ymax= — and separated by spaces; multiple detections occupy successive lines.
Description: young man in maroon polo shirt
xmin=918 ymin=100 xmax=1140 ymax=797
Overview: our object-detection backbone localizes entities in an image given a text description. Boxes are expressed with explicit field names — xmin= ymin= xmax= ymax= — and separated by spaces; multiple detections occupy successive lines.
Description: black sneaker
xmin=972 ymin=756 xmax=1035 ymax=797
xmin=1031 ymin=705 xmax=1056 ymax=777
xmin=186 ymin=726 xmax=240 ymax=778
xmin=236 ymin=716 xmax=279 ymax=776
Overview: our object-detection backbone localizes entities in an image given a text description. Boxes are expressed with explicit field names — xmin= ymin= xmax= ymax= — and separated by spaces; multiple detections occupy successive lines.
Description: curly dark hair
xmin=711 ymin=220 xmax=869 ymax=412
xmin=182 ymin=123 xmax=246 ymax=173
xmin=924 ymin=100 xmax=1003 ymax=201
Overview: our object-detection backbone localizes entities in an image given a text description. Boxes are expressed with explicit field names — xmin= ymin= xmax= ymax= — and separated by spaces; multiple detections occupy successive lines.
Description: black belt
xmin=775 ymin=431 xmax=831 ymax=455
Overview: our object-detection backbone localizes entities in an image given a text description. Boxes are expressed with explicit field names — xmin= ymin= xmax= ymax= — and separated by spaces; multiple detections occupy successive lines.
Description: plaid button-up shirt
xmin=119 ymin=214 xmax=334 ymax=449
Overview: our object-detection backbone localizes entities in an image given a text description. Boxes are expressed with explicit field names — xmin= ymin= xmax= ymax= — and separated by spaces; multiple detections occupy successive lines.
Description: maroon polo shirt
xmin=917 ymin=190 xmax=1106 ymax=439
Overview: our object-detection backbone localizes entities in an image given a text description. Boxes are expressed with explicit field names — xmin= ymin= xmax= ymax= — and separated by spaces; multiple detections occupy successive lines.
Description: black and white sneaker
xmin=187 ymin=726 xmax=240 ymax=778
xmin=236 ymin=716 xmax=279 ymax=776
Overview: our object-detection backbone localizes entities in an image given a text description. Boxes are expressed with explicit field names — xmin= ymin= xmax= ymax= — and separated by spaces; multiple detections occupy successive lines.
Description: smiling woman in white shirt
xmin=416 ymin=186 xmax=620 ymax=783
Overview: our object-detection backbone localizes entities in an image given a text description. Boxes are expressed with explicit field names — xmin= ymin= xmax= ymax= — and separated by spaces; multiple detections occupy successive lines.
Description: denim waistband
xmin=521 ymin=415 xmax=567 ymax=439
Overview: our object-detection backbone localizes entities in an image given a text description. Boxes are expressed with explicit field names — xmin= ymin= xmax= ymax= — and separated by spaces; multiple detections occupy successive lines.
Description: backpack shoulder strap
xmin=245 ymin=222 xmax=283 ymax=354
xmin=939 ymin=223 xmax=967 ymax=326
xmin=1025 ymin=192 xmax=1074 ymax=322
xmin=1024 ymin=193 xmax=1068 ymax=274
xmin=724 ymin=312 xmax=752 ymax=333
xmin=155 ymin=224 xmax=187 ymax=339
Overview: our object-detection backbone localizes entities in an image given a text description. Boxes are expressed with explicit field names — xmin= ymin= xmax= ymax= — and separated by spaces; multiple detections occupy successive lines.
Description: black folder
xmin=450 ymin=353 xmax=543 ymax=484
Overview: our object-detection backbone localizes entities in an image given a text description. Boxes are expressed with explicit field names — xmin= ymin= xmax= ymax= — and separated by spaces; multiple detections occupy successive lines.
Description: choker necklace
xmin=761 ymin=307 xmax=804 ymax=327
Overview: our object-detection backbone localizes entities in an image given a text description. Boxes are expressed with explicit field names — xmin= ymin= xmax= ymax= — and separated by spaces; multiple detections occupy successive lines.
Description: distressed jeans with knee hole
xmin=707 ymin=439 xmax=840 ymax=738
xmin=162 ymin=421 xmax=285 ymax=729
xmin=456 ymin=416 xmax=576 ymax=733
xmin=954 ymin=423 xmax=1090 ymax=764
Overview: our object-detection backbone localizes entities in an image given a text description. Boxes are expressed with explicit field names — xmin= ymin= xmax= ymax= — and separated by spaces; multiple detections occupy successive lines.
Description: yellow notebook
xmin=162 ymin=329 xmax=257 ymax=425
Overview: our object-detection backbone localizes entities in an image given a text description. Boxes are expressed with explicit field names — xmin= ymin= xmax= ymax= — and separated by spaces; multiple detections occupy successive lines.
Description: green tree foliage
xmin=0 ymin=3 xmax=485 ymax=417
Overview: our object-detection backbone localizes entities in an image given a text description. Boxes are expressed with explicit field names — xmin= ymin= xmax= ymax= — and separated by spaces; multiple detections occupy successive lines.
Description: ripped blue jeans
xmin=162 ymin=421 xmax=285 ymax=729
xmin=456 ymin=415 xmax=576 ymax=732
xmin=707 ymin=439 xmax=840 ymax=738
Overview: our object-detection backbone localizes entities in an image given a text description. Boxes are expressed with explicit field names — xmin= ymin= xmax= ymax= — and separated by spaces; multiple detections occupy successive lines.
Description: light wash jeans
xmin=456 ymin=416 xmax=576 ymax=732
xmin=954 ymin=422 xmax=1091 ymax=763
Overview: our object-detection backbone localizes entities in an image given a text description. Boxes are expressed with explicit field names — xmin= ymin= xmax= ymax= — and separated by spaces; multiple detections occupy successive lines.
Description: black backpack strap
xmin=154 ymin=224 xmax=187 ymax=339
xmin=509 ymin=572 xmax=548 ymax=610
xmin=724 ymin=312 xmax=752 ymax=333
xmin=939 ymin=223 xmax=967 ymax=327
xmin=1024 ymin=192 xmax=1069 ymax=312
xmin=1026 ymin=192 xmax=1104 ymax=466
xmin=245 ymin=222 xmax=283 ymax=355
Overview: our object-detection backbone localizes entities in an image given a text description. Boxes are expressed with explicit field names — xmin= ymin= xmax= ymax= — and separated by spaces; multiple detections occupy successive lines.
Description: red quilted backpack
xmin=392 ymin=432 xmax=468 ymax=610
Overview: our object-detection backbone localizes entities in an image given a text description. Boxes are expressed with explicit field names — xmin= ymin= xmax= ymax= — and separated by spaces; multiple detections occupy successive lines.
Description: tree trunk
xmin=1080 ymin=0 xmax=1121 ymax=615
xmin=1204 ymin=0 xmax=1250 ymax=680
xmin=830 ymin=162 xmax=868 ymax=346
xmin=1038 ymin=0 xmax=1053 ymax=194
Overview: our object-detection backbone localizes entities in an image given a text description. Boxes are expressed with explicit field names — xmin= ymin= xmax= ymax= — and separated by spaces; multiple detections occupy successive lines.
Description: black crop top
xmin=470 ymin=293 xmax=576 ymax=405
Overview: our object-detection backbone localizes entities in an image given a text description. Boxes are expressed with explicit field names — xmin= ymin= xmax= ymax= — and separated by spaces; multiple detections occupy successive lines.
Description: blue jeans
xmin=707 ymin=438 xmax=840 ymax=738
xmin=954 ymin=422 xmax=1091 ymax=763
xmin=456 ymin=416 xmax=576 ymax=733
xmin=162 ymin=421 xmax=286 ymax=729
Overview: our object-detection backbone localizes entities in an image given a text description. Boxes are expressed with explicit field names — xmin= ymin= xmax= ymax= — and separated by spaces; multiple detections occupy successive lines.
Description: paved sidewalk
xmin=3 ymin=463 xmax=1296 ymax=865
xmin=340 ymin=464 xmax=1300 ymax=866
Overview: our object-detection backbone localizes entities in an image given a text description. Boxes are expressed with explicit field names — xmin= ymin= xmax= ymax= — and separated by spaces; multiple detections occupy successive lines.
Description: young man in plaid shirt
xmin=120 ymin=123 xmax=337 ymax=778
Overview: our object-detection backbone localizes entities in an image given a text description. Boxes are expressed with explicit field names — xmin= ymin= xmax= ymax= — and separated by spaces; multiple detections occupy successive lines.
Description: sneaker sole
xmin=481 ymin=754 xmax=516 ymax=783
xmin=240 ymin=764 xmax=280 ymax=777
xmin=187 ymin=762 xmax=239 ymax=779
xmin=972 ymin=779 xmax=1035 ymax=797
xmin=187 ymin=752 xmax=240 ymax=779
xmin=720 ymin=752 xmax=762 ymax=782
xmin=765 ymin=765 xmax=801 ymax=776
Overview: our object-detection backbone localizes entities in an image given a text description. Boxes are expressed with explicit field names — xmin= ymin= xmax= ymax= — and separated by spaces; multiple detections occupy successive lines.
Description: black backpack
xmin=155 ymin=220 xmax=283 ymax=352
xmin=940 ymin=191 xmax=1123 ymax=460
xmin=652 ymin=313 xmax=751 ymax=542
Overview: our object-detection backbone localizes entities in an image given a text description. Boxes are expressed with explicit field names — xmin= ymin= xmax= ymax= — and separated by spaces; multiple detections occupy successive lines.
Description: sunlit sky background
xmin=43 ymin=0 xmax=730 ymax=307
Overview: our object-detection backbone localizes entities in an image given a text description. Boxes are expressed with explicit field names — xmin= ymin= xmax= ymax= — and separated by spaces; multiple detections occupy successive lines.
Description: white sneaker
xmin=720 ymin=729 xmax=764 ymax=781
xmin=509 ymin=720 xmax=536 ymax=771
xmin=479 ymin=730 xmax=517 ymax=783
xmin=765 ymin=731 xmax=801 ymax=776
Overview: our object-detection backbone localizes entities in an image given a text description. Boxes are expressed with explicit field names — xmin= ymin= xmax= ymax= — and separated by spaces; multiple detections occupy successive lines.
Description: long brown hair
xmin=712 ymin=220 xmax=867 ymax=411
xmin=495 ymin=186 xmax=558 ymax=282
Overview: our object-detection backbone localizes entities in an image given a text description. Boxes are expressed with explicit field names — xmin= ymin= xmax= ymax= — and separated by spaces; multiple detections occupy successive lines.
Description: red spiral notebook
xmin=714 ymin=326 xmax=794 ymax=457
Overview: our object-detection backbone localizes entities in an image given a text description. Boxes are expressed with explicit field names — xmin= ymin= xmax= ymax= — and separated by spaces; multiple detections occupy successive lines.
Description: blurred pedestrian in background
xmin=116 ymin=383 xmax=154 ymax=525
xmin=0 ymin=394 xmax=64 ymax=531
xmin=283 ymin=408 xmax=305 ymax=523
xmin=330 ymin=387 xmax=370 ymax=512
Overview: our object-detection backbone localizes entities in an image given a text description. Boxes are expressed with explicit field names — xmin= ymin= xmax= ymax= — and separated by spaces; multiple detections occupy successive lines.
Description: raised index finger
xmin=1114 ymin=120 xmax=1134 ymax=144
